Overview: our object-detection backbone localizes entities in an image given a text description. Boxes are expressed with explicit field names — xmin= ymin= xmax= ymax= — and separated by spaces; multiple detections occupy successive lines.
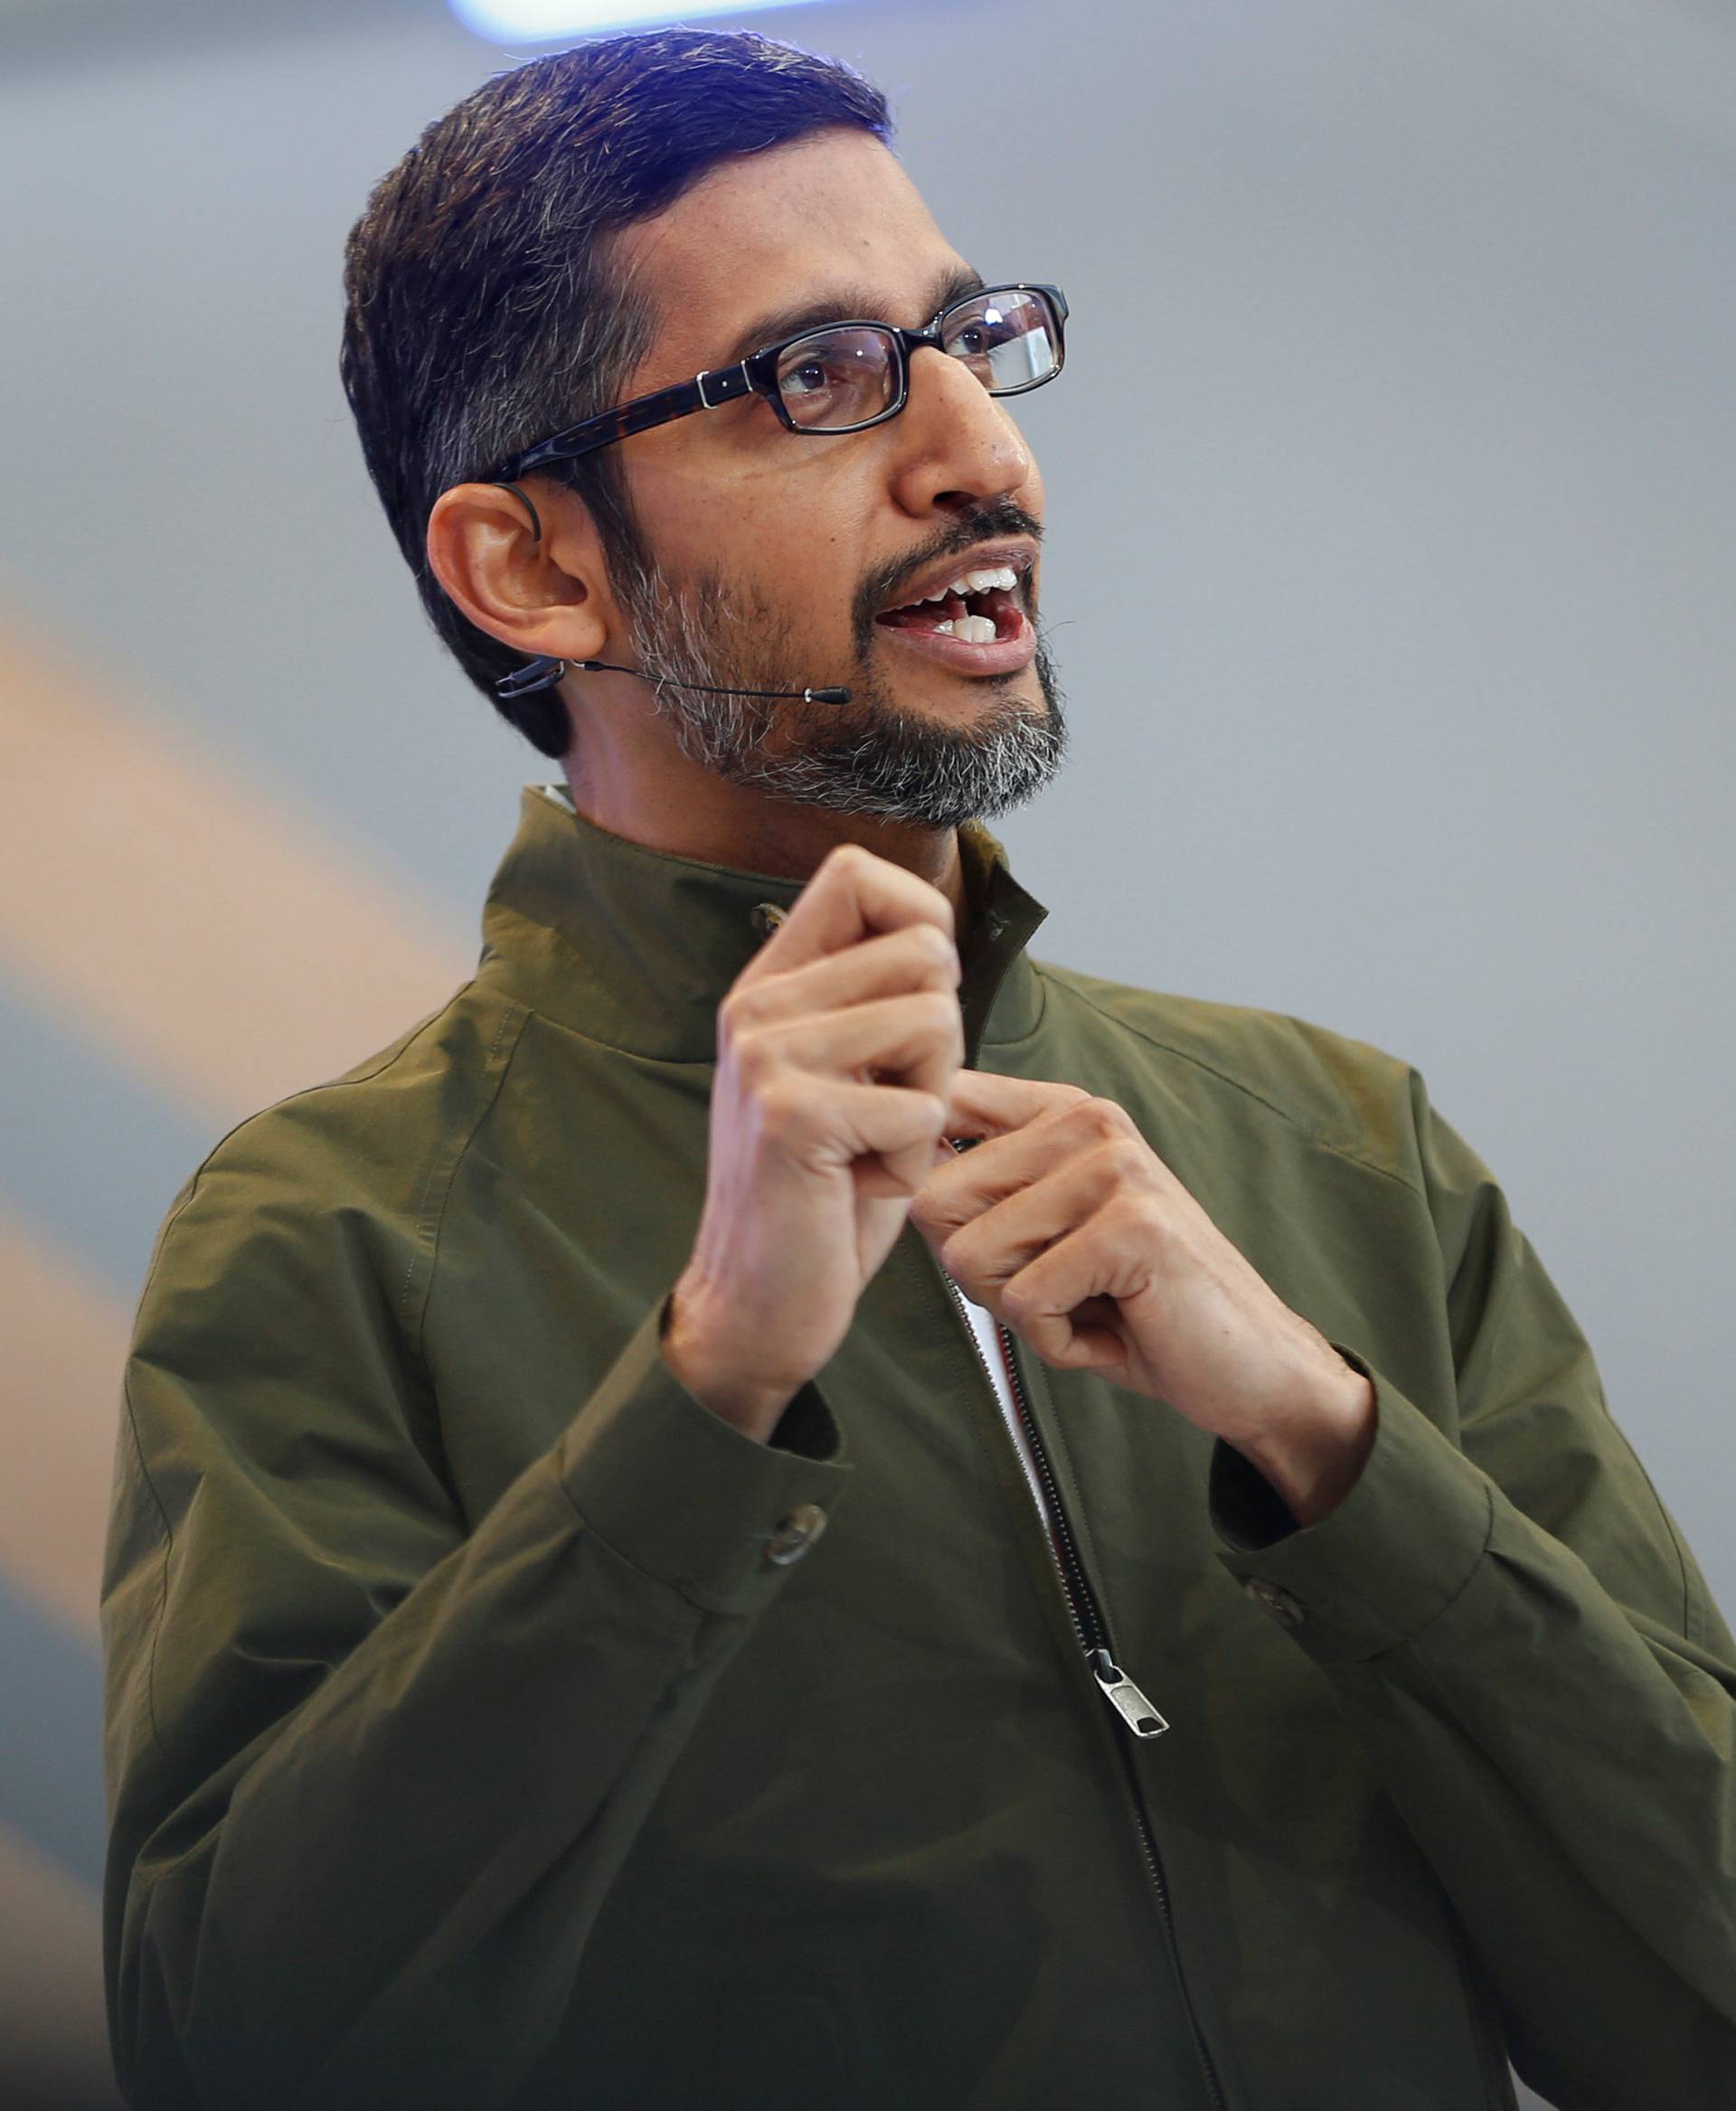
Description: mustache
xmin=852 ymin=499 xmax=1044 ymax=653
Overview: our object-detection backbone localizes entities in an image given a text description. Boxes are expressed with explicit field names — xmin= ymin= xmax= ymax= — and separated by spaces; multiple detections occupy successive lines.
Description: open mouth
xmin=874 ymin=564 xmax=1024 ymax=646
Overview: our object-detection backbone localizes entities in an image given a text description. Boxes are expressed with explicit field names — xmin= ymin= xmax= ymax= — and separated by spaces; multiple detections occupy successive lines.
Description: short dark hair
xmin=340 ymin=29 xmax=893 ymax=759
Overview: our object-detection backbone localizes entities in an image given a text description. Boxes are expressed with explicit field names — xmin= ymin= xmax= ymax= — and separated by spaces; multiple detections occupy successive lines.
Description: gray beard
xmin=610 ymin=560 xmax=1069 ymax=830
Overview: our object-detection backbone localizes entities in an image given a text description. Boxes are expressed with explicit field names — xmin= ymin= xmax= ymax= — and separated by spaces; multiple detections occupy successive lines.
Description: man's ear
xmin=425 ymin=479 xmax=613 ymax=664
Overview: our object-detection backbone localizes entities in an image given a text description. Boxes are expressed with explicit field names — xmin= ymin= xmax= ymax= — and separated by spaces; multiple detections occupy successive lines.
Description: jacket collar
xmin=478 ymin=784 xmax=1049 ymax=1066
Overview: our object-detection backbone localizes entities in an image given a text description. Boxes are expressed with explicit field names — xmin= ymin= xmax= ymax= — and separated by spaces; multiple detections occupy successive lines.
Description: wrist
xmin=1240 ymin=1370 xmax=1378 ymax=1530
xmin=662 ymin=1286 xmax=797 ymax=1445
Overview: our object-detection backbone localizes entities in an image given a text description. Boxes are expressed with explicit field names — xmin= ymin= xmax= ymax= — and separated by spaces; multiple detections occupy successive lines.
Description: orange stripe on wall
xmin=0 ymin=1211 xmax=132 ymax=1635
xmin=0 ymin=614 xmax=474 ymax=1126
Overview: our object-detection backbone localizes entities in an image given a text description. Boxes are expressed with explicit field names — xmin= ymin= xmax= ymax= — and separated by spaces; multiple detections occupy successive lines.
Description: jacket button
xmin=764 ymin=1503 xmax=827 ymax=1566
xmin=1242 ymin=1577 xmax=1305 ymax=1630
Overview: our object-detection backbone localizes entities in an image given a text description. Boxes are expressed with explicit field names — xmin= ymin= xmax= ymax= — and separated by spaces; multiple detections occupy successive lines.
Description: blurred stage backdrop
xmin=2 ymin=0 xmax=1732 ymax=2103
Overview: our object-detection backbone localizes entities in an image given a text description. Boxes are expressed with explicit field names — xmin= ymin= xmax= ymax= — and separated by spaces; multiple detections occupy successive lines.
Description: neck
xmin=559 ymin=723 xmax=969 ymax=933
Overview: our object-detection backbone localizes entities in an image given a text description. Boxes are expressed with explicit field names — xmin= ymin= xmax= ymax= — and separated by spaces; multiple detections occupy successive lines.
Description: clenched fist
xmin=909 ymin=1068 xmax=1379 ymax=1526
xmin=664 ymin=843 xmax=964 ymax=1441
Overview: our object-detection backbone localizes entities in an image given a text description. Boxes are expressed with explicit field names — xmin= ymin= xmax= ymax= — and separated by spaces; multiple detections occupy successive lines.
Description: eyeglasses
xmin=495 ymin=281 xmax=1068 ymax=480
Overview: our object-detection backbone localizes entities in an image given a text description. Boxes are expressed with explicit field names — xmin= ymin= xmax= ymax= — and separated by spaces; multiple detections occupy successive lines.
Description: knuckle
xmin=915 ymin=1088 xmax=950 ymax=1136
xmin=912 ymin=922 xmax=958 ymax=979
xmin=717 ymin=986 xmax=760 ymax=1040
xmin=1112 ymin=1192 xmax=1165 ymax=1252
xmin=754 ymin=1074 xmax=809 ymax=1144
xmin=922 ymin=989 xmax=962 ymax=1037
xmin=824 ymin=841 xmax=873 ymax=881
xmin=732 ymin=1027 xmax=778 ymax=1090
xmin=910 ymin=1167 xmax=959 ymax=1237
xmin=1108 ymin=1137 xmax=1148 ymax=1183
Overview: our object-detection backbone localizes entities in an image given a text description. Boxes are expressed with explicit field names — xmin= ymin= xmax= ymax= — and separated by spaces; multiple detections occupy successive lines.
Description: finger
xmin=916 ymin=1090 xmax=1121 ymax=1240
xmin=754 ymin=991 xmax=963 ymax=1097
xmin=760 ymin=1073 xmax=948 ymax=1192
xmin=1043 ymin=1318 xmax=1128 ymax=1379
xmin=729 ymin=921 xmax=959 ymax=1032
xmin=743 ymin=993 xmax=962 ymax=1196
xmin=915 ymin=1122 xmax=1061 ymax=1239
xmin=1001 ymin=1222 xmax=1129 ymax=1371
xmin=925 ymin=1148 xmax=1122 ymax=1289
xmin=743 ymin=842 xmax=955 ymax=984
xmin=942 ymin=1067 xmax=1085 ymax=1142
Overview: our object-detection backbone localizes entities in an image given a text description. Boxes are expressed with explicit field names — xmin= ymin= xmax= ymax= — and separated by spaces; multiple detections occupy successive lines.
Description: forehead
xmin=613 ymin=127 xmax=966 ymax=381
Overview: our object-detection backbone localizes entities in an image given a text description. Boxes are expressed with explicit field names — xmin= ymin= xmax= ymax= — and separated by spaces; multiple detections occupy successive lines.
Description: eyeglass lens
xmin=774 ymin=288 xmax=1059 ymax=432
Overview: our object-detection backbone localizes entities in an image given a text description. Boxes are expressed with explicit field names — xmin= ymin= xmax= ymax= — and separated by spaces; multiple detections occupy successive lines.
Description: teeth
xmin=906 ymin=564 xmax=1019 ymax=608
xmin=953 ymin=614 xmax=998 ymax=644
xmin=931 ymin=619 xmax=956 ymax=636
xmin=943 ymin=566 xmax=1018 ymax=598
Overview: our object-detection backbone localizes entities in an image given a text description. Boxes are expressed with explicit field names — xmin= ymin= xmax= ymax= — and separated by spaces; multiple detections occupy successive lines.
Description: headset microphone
xmin=495 ymin=655 xmax=852 ymax=707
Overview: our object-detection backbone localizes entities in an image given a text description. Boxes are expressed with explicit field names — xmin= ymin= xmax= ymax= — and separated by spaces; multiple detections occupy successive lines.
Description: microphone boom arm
xmin=495 ymin=655 xmax=851 ymax=707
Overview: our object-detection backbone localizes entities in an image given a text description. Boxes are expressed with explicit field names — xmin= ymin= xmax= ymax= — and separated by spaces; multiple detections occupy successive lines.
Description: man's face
xmin=599 ymin=127 xmax=1065 ymax=827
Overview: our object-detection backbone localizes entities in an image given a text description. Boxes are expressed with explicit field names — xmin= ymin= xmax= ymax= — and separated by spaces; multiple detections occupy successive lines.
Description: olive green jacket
xmin=102 ymin=786 xmax=1736 ymax=2110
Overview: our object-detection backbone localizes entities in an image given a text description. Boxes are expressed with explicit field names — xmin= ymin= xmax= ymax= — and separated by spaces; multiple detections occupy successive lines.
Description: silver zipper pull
xmin=1090 ymin=1648 xmax=1169 ymax=1738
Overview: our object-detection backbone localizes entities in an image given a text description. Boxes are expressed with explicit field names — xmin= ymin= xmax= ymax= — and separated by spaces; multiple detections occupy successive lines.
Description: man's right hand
xmin=663 ymin=842 xmax=965 ymax=1442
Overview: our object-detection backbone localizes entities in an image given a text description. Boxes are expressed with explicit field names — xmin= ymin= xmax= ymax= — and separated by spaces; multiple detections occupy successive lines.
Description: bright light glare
xmin=451 ymin=0 xmax=826 ymax=38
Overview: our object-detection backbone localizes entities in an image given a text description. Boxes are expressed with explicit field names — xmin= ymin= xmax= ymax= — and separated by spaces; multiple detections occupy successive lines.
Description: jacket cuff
xmin=1208 ymin=1343 xmax=1495 ymax=1663
xmin=554 ymin=1291 xmax=852 ymax=1619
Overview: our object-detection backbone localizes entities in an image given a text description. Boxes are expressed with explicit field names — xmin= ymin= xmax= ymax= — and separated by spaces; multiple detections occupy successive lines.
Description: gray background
xmin=2 ymin=0 xmax=1731 ymax=2102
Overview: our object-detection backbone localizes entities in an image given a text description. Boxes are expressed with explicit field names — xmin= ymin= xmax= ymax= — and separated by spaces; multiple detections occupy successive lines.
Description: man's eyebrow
xmin=713 ymin=264 xmax=987 ymax=370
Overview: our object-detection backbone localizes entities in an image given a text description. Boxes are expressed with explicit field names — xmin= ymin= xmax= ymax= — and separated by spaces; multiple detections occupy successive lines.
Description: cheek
xmin=672 ymin=507 xmax=868 ymax=626
xmin=621 ymin=457 xmax=730 ymax=575
xmin=628 ymin=427 xmax=881 ymax=627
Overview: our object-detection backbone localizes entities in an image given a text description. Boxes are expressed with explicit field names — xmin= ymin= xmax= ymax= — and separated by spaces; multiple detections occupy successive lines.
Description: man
xmin=100 ymin=28 xmax=1735 ymax=2111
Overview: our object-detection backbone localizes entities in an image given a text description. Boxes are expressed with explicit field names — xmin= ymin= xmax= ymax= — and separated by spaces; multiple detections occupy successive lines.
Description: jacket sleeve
xmin=1206 ymin=1065 xmax=1736 ymax=2110
xmin=101 ymin=1158 xmax=850 ymax=2111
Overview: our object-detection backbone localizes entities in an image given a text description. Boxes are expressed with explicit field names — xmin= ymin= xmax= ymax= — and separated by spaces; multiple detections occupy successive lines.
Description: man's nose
xmin=886 ymin=349 xmax=1034 ymax=518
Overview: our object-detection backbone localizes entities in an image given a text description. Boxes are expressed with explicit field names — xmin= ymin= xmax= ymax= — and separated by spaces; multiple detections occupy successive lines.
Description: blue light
xmin=450 ymin=0 xmax=827 ymax=38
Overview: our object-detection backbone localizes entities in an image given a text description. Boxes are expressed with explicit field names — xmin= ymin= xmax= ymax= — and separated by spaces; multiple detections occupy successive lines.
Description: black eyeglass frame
xmin=495 ymin=282 xmax=1069 ymax=481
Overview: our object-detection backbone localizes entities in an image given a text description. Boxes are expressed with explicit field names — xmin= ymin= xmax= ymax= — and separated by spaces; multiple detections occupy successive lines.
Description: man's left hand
xmin=909 ymin=1070 xmax=1377 ymax=1526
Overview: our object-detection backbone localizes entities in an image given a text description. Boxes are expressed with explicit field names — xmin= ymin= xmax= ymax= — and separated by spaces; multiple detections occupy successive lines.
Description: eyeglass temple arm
xmin=505 ymin=363 xmax=755 ymax=477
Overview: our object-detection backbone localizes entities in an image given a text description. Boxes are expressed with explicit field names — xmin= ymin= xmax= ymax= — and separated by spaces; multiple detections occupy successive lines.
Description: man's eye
xmin=787 ymin=358 xmax=835 ymax=394
xmin=950 ymin=315 xmax=1019 ymax=358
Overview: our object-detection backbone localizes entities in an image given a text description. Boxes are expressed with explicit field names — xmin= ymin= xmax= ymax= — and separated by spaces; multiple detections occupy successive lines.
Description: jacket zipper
xmin=941 ymin=1271 xmax=1230 ymax=2111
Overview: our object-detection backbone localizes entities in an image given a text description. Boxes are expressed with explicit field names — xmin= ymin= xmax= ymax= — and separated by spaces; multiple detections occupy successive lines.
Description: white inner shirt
xmin=946 ymin=1276 xmax=1060 ymax=1536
